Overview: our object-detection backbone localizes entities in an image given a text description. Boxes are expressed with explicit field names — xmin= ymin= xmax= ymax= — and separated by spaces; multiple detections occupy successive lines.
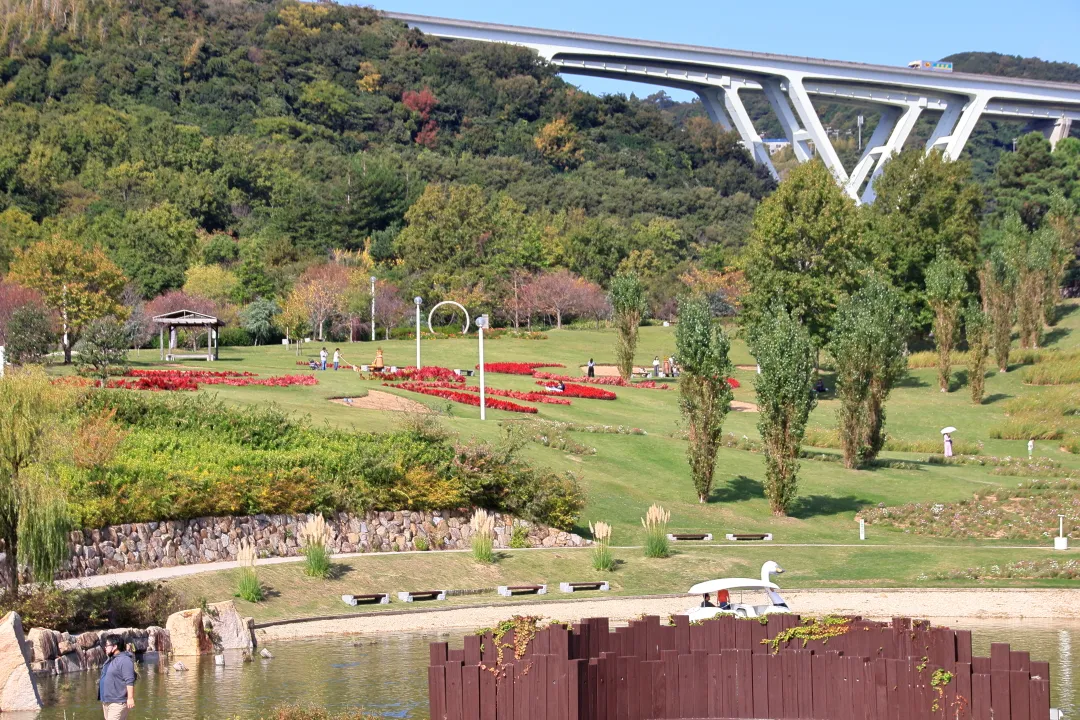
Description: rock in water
xmin=0 ymin=612 xmax=42 ymax=711
xmin=207 ymin=601 xmax=255 ymax=651
xmin=173 ymin=661 xmax=187 ymax=672
xmin=165 ymin=609 xmax=214 ymax=656
xmin=260 ymin=648 xmax=273 ymax=659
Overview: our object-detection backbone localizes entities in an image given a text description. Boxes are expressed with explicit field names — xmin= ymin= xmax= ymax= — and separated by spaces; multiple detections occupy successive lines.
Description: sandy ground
xmin=731 ymin=401 xmax=758 ymax=412
xmin=255 ymin=588 xmax=1080 ymax=641
xmin=330 ymin=390 xmax=429 ymax=413
xmin=578 ymin=364 xmax=652 ymax=377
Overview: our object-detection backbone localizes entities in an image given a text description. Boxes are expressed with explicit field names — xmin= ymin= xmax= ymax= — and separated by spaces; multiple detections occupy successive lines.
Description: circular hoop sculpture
xmin=427 ymin=301 xmax=471 ymax=335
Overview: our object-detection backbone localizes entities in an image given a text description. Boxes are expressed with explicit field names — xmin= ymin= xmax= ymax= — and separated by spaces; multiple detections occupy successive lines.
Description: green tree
xmin=988 ymin=132 xmax=1066 ymax=228
xmin=865 ymin=149 xmax=982 ymax=331
xmin=964 ymin=300 xmax=991 ymax=405
xmin=5 ymin=306 xmax=54 ymax=365
xmin=74 ymin=316 xmax=130 ymax=386
xmin=1043 ymin=191 xmax=1078 ymax=325
xmin=750 ymin=304 xmax=816 ymax=515
xmin=240 ymin=298 xmax=280 ymax=345
xmin=743 ymin=160 xmax=866 ymax=349
xmin=978 ymin=245 xmax=1017 ymax=374
xmin=609 ymin=273 xmax=647 ymax=382
xmin=0 ymin=368 xmax=72 ymax=594
xmin=829 ymin=281 xmax=911 ymax=468
xmin=101 ymin=202 xmax=198 ymax=298
xmin=925 ymin=252 xmax=968 ymax=392
xmin=234 ymin=247 xmax=276 ymax=304
xmin=675 ymin=295 xmax=733 ymax=503
xmin=9 ymin=237 xmax=127 ymax=364
xmin=183 ymin=264 xmax=239 ymax=305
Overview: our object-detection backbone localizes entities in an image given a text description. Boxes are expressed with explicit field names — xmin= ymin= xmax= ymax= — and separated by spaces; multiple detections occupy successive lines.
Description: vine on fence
xmin=762 ymin=615 xmax=851 ymax=653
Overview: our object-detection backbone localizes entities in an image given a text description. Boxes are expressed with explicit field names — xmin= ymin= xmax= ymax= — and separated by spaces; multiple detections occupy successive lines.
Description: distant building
xmin=762 ymin=138 xmax=791 ymax=155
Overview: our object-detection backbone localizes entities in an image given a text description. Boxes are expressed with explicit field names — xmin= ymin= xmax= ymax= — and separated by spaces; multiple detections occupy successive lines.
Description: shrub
xmin=641 ymin=504 xmax=670 ymax=558
xmin=235 ymin=540 xmax=264 ymax=603
xmin=589 ymin=521 xmax=614 ymax=571
xmin=299 ymin=516 xmax=333 ymax=579
xmin=1024 ymin=360 xmax=1080 ymax=386
xmin=413 ymin=535 xmax=429 ymax=551
xmin=218 ymin=327 xmax=254 ymax=346
xmin=0 ymin=582 xmax=183 ymax=632
xmin=469 ymin=509 xmax=495 ymax=564
xmin=510 ymin=524 xmax=530 ymax=549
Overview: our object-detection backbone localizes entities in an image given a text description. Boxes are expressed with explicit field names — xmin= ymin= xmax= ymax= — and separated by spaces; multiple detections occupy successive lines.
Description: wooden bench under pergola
xmin=153 ymin=309 xmax=221 ymax=362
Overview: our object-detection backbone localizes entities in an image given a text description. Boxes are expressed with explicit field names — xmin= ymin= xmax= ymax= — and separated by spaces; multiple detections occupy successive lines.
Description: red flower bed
xmin=392 ymin=382 xmax=538 ymax=414
xmin=534 ymin=381 xmax=617 ymax=400
xmin=409 ymin=381 xmax=571 ymax=405
xmin=376 ymin=366 xmax=464 ymax=383
xmin=531 ymin=370 xmax=733 ymax=390
xmin=477 ymin=362 xmax=565 ymax=375
xmin=111 ymin=375 xmax=199 ymax=391
xmin=727 ymin=377 xmax=740 ymax=389
xmin=128 ymin=369 xmax=254 ymax=379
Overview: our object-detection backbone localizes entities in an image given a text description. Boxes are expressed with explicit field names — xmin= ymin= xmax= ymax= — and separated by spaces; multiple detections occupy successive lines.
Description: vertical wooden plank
xmin=767 ymin=653 xmax=784 ymax=719
xmin=662 ymin=650 xmax=679 ymax=719
xmin=551 ymin=626 xmax=570 ymax=660
xmin=753 ymin=651 xmax=770 ymax=718
xmin=735 ymin=617 xmax=751 ymax=652
xmin=689 ymin=623 xmax=708 ymax=653
xmin=1009 ymin=671 xmax=1030 ymax=720
xmin=626 ymin=656 xmax=641 ymax=720
xmin=971 ymin=672 xmax=992 ymax=720
xmin=885 ymin=659 xmax=900 ymax=720
xmin=1010 ymin=651 xmax=1030 ymax=673
xmin=991 ymin=670 xmax=1012 ymax=720
xmin=1030 ymin=660 xmax=1050 ymax=684
xmin=568 ymin=659 xmax=584 ymax=720
xmin=605 ymin=653 xmax=618 ymax=720
xmin=535 ymin=629 xmax=551 ymax=657
xmin=649 ymin=659 xmax=666 ymax=720
xmin=449 ymin=649 xmax=466 ymax=664
xmin=707 ymin=652 xmax=722 ymax=719
xmin=464 ymin=635 xmax=482 ymax=666
xmin=446 ymin=661 xmax=464 ymax=720
xmin=674 ymin=614 xmax=690 ymax=656
xmin=638 ymin=659 xmax=656 ymax=720
xmin=813 ymin=654 xmax=829 ymax=720
xmin=782 ymin=650 xmax=799 ymax=718
xmin=515 ymin=661 xmax=532 ymax=720
xmin=751 ymin=617 xmax=768 ymax=654
xmin=462 ymin=665 xmax=481 ymax=720
xmin=645 ymin=615 xmax=661 ymax=661
xmin=1029 ymin=679 xmax=1050 ymax=720
xmin=735 ymin=648 xmax=754 ymax=719
xmin=718 ymin=614 xmax=735 ymax=649
xmin=633 ymin=621 xmax=648 ymax=661
xmin=705 ymin=616 xmax=721 ymax=654
xmin=432 ymin=642 xmax=449 ymax=666
xmin=954 ymin=663 xmax=972 ymax=720
xmin=692 ymin=650 xmax=709 ymax=718
xmin=874 ymin=658 xmax=888 ymax=720
xmin=677 ymin=652 xmax=694 ymax=718
xmin=956 ymin=630 xmax=972 ymax=664
xmin=594 ymin=658 xmax=607 ymax=720
xmin=588 ymin=659 xmax=599 ymax=720
xmin=616 ymin=656 xmax=630 ymax=720
xmin=430 ymin=665 xmax=446 ymax=720
xmin=496 ymin=665 xmax=514 ymax=720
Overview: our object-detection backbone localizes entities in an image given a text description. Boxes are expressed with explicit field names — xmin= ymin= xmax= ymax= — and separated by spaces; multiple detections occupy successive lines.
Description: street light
xmin=414 ymin=297 xmax=423 ymax=369
xmin=476 ymin=314 xmax=489 ymax=421
xmin=370 ymin=276 xmax=377 ymax=342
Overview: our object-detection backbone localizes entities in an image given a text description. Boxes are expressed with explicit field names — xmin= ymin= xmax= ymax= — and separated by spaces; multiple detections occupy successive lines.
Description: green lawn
xmin=76 ymin=302 xmax=1080 ymax=602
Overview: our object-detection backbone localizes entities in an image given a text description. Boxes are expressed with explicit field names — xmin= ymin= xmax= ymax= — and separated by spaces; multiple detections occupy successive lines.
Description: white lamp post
xmin=370 ymin=276 xmax=377 ymax=342
xmin=414 ymin=297 xmax=423 ymax=369
xmin=1056 ymin=514 xmax=1069 ymax=550
xmin=476 ymin=314 xmax=488 ymax=421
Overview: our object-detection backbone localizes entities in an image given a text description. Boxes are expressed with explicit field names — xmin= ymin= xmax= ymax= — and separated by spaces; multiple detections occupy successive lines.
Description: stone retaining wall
xmin=63 ymin=510 xmax=587 ymax=579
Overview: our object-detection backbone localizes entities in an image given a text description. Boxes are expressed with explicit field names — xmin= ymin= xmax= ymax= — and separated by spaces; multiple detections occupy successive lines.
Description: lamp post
xmin=370 ymin=276 xmax=376 ymax=342
xmin=476 ymin=314 xmax=488 ymax=421
xmin=414 ymin=297 xmax=423 ymax=369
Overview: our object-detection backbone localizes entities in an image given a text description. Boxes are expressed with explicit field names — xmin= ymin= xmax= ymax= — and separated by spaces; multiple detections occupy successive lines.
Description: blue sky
xmin=368 ymin=0 xmax=1080 ymax=100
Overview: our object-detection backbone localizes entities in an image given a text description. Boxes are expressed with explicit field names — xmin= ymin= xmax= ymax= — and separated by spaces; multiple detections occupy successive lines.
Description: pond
xmin=34 ymin=619 xmax=1080 ymax=719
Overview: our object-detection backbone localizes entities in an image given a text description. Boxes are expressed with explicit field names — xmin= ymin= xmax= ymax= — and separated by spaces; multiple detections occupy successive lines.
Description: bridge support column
xmin=925 ymin=100 xmax=964 ymax=153
xmin=762 ymin=79 xmax=812 ymax=163
xmin=1045 ymin=118 xmax=1072 ymax=149
xmin=783 ymin=76 xmax=850 ymax=185
xmin=700 ymin=80 xmax=778 ymax=180
xmin=942 ymin=94 xmax=989 ymax=161
xmin=853 ymin=101 xmax=924 ymax=203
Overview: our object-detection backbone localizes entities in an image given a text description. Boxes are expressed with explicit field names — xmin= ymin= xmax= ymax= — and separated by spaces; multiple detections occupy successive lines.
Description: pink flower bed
xmin=391 ymin=382 xmax=538 ymax=414
xmin=376 ymin=366 xmax=465 ymax=383
xmin=534 ymin=381 xmax=617 ymax=400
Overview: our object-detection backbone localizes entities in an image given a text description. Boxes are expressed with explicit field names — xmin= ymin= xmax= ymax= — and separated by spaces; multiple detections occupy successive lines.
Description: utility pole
xmin=857 ymin=115 xmax=864 ymax=152
xmin=370 ymin=276 xmax=376 ymax=342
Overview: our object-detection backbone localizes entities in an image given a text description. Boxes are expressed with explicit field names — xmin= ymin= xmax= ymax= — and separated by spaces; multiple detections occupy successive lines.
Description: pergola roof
xmin=152 ymin=309 xmax=220 ymax=326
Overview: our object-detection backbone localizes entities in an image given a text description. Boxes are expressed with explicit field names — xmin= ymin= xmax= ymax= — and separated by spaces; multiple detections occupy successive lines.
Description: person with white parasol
xmin=941 ymin=426 xmax=956 ymax=457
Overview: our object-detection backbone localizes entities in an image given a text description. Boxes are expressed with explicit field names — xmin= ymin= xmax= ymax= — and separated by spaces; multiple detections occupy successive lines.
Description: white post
xmin=477 ymin=315 xmax=488 ymax=421
xmin=0 ymin=345 xmax=5 ymax=378
xmin=370 ymin=276 xmax=377 ymax=342
xmin=859 ymin=519 xmax=865 ymax=541
xmin=1056 ymin=514 xmax=1069 ymax=550
xmin=414 ymin=297 xmax=422 ymax=369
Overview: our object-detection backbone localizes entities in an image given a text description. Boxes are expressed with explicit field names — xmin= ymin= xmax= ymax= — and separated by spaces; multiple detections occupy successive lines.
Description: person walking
xmin=1028 ymin=438 xmax=1035 ymax=459
xmin=98 ymin=634 xmax=135 ymax=719
xmin=320 ymin=347 xmax=328 ymax=371
xmin=942 ymin=432 xmax=954 ymax=458
xmin=587 ymin=359 xmax=595 ymax=378
xmin=332 ymin=348 xmax=341 ymax=371
xmin=653 ymin=356 xmax=661 ymax=378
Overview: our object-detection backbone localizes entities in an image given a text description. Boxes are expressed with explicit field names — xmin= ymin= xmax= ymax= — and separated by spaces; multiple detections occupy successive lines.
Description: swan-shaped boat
xmin=685 ymin=561 xmax=790 ymax=621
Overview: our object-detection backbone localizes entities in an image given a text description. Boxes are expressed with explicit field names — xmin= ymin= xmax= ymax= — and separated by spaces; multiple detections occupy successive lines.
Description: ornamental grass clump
xmin=589 ymin=521 xmax=614 ymax=571
xmin=235 ymin=540 xmax=264 ymax=602
xmin=299 ymin=515 xmax=333 ymax=579
xmin=470 ymin=509 xmax=496 ymax=564
xmin=641 ymin=504 xmax=671 ymax=558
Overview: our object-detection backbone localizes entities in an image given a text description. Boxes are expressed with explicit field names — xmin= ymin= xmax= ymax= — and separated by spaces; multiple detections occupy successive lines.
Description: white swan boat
xmin=685 ymin=561 xmax=791 ymax=621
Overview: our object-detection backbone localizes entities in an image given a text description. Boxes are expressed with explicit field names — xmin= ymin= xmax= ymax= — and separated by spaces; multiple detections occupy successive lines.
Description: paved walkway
xmin=55 ymin=542 xmax=1071 ymax=589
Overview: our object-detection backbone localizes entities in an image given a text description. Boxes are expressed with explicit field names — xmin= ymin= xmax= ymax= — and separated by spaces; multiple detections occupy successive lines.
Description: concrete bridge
xmin=383 ymin=12 xmax=1080 ymax=203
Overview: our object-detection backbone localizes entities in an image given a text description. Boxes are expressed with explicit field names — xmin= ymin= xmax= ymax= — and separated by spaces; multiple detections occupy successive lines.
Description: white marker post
xmin=1056 ymin=514 xmax=1069 ymax=550
xmin=859 ymin=519 xmax=865 ymax=541
xmin=477 ymin=315 xmax=488 ymax=421
xmin=370 ymin=276 xmax=377 ymax=342
xmin=414 ymin=297 xmax=422 ymax=369
xmin=0 ymin=345 xmax=5 ymax=378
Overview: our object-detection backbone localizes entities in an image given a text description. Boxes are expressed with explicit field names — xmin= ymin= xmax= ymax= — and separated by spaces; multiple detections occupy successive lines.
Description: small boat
xmin=685 ymin=561 xmax=790 ymax=621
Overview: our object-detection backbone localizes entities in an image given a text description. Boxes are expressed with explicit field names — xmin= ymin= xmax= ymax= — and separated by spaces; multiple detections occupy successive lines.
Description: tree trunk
xmin=0 ymin=532 xmax=18 ymax=598
xmin=63 ymin=338 xmax=72 ymax=364
xmin=556 ymin=309 xmax=562 ymax=329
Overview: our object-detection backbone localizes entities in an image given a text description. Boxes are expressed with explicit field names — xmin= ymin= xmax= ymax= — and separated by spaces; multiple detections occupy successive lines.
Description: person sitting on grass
xmin=814 ymin=378 xmax=827 ymax=394
xmin=308 ymin=358 xmax=319 ymax=371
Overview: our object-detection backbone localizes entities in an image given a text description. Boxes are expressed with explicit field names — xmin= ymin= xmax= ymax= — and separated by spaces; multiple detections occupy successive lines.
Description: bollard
xmin=859 ymin=518 xmax=865 ymax=541
xmin=1055 ymin=514 xmax=1069 ymax=550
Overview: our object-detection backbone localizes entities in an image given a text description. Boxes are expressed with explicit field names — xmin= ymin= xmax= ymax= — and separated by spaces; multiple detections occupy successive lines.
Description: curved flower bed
xmin=375 ymin=366 xmax=465 ymax=383
xmin=408 ymin=381 xmax=571 ymax=405
xmin=531 ymin=371 xmax=670 ymax=390
xmin=535 ymin=381 xmax=617 ymax=400
xmin=111 ymin=370 xmax=318 ymax=391
xmin=391 ymin=382 xmax=538 ymax=414
xmin=128 ymin=368 xmax=255 ymax=379
xmin=477 ymin=362 xmax=565 ymax=375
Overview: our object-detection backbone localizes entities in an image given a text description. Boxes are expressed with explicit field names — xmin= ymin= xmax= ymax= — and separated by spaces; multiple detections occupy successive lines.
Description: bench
xmin=397 ymin=590 xmax=447 ymax=602
xmin=497 ymin=584 xmax=547 ymax=597
xmin=667 ymin=533 xmax=713 ymax=542
xmin=341 ymin=593 xmax=390 ymax=606
xmin=725 ymin=533 xmax=773 ymax=542
xmin=559 ymin=581 xmax=610 ymax=593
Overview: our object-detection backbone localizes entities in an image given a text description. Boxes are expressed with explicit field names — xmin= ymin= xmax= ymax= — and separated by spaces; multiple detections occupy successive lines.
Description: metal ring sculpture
xmin=427 ymin=301 xmax=470 ymax=335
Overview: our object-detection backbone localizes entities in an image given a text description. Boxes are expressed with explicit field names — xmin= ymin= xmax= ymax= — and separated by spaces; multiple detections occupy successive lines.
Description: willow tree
xmin=0 ymin=369 xmax=73 ymax=595
xmin=925 ymin=253 xmax=967 ymax=392
xmin=829 ymin=281 xmax=911 ymax=468
xmin=610 ymin=273 xmax=647 ymax=382
xmin=964 ymin=300 xmax=991 ymax=405
xmin=675 ymin=296 xmax=733 ymax=503
xmin=750 ymin=304 xmax=816 ymax=515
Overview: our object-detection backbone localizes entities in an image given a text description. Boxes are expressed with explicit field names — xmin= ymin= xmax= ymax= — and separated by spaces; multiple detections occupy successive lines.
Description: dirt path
xmin=330 ymin=390 xmax=430 ymax=413
xmin=731 ymin=401 xmax=758 ymax=412
xmin=255 ymin=588 xmax=1080 ymax=641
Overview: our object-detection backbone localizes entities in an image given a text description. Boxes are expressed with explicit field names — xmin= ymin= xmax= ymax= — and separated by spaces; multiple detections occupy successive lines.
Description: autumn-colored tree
xmin=9 ymin=237 xmax=126 ymax=363
xmin=403 ymin=87 xmax=438 ymax=148
xmin=0 ymin=281 xmax=48 ymax=346
xmin=146 ymin=290 xmax=217 ymax=351
xmin=525 ymin=269 xmax=589 ymax=329
xmin=533 ymin=117 xmax=585 ymax=170
xmin=289 ymin=264 xmax=350 ymax=341
xmin=373 ymin=281 xmax=409 ymax=340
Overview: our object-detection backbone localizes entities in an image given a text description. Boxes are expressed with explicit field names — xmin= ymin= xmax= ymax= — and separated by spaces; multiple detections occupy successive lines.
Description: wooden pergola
xmin=153 ymin=309 xmax=221 ymax=362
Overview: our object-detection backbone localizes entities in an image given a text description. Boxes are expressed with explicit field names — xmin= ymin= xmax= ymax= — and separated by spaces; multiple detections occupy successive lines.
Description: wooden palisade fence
xmin=428 ymin=614 xmax=1051 ymax=720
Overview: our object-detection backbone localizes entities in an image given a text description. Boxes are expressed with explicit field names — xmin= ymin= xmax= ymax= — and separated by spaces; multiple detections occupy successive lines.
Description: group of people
xmin=309 ymin=347 xmax=341 ymax=371
xmin=652 ymin=355 xmax=679 ymax=378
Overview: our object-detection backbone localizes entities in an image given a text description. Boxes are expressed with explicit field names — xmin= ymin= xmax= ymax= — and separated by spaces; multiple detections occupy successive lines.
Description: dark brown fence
xmin=428 ymin=614 xmax=1052 ymax=720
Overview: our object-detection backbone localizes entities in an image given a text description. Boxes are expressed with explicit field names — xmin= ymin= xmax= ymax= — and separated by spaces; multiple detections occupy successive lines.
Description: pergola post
xmin=159 ymin=326 xmax=164 ymax=361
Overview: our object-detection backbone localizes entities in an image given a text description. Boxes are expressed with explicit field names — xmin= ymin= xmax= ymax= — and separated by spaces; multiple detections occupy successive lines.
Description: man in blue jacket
xmin=98 ymin=634 xmax=135 ymax=719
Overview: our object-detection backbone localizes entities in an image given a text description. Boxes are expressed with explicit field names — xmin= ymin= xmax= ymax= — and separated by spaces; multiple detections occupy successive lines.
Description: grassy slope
xmin=111 ymin=302 xmax=1080 ymax=608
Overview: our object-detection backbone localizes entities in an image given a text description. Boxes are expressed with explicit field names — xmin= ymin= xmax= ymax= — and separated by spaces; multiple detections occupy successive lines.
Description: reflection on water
xmin=35 ymin=620 xmax=1080 ymax=719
